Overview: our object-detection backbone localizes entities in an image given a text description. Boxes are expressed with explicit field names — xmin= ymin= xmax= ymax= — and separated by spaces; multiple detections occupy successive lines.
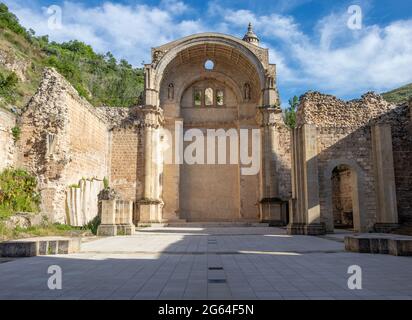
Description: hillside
xmin=0 ymin=3 xmax=144 ymax=111
xmin=382 ymin=83 xmax=412 ymax=105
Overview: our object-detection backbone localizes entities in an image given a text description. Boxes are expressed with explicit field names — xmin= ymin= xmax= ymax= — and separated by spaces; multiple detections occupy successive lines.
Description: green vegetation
xmin=0 ymin=70 xmax=18 ymax=104
xmin=0 ymin=3 xmax=144 ymax=110
xmin=83 ymin=216 xmax=101 ymax=235
xmin=11 ymin=126 xmax=21 ymax=142
xmin=382 ymin=83 xmax=412 ymax=105
xmin=0 ymin=168 xmax=40 ymax=218
xmin=103 ymin=177 xmax=109 ymax=190
xmin=284 ymin=96 xmax=298 ymax=128
xmin=0 ymin=221 xmax=93 ymax=241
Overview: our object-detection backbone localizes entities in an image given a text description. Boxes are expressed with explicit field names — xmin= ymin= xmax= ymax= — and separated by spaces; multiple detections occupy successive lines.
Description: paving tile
xmin=0 ymin=227 xmax=411 ymax=300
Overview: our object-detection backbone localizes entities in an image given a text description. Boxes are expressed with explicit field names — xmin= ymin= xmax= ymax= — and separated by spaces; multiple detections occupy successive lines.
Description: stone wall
xmin=0 ymin=109 xmax=16 ymax=171
xmin=332 ymin=166 xmax=353 ymax=227
xmin=295 ymin=92 xmax=412 ymax=231
xmin=110 ymin=127 xmax=143 ymax=202
xmin=18 ymin=68 xmax=110 ymax=223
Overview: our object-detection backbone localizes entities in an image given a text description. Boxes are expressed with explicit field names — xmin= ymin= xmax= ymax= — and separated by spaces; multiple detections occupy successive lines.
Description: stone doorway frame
xmin=324 ymin=159 xmax=367 ymax=233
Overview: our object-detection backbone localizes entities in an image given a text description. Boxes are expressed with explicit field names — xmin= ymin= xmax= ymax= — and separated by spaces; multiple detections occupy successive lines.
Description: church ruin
xmin=1 ymin=25 xmax=411 ymax=235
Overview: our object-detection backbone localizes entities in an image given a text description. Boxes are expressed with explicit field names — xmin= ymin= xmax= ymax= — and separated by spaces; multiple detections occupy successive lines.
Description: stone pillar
xmin=97 ymin=200 xmax=117 ymax=236
xmin=287 ymin=124 xmax=325 ymax=235
xmin=97 ymin=200 xmax=135 ymax=236
xmin=262 ymin=72 xmax=279 ymax=107
xmin=372 ymin=124 xmax=399 ymax=232
xmin=144 ymin=65 xmax=158 ymax=107
xmin=138 ymin=105 xmax=165 ymax=224
xmin=256 ymin=106 xmax=287 ymax=225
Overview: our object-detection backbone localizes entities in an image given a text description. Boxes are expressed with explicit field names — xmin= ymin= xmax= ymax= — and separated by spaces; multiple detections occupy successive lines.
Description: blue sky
xmin=4 ymin=0 xmax=412 ymax=106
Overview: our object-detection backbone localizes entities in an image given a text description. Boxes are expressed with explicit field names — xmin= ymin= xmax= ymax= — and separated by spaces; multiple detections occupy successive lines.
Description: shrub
xmin=11 ymin=126 xmax=21 ymax=142
xmin=83 ymin=216 xmax=101 ymax=235
xmin=0 ymin=168 xmax=40 ymax=218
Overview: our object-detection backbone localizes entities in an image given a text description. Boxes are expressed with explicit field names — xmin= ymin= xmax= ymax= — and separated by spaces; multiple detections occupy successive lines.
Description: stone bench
xmin=0 ymin=237 xmax=81 ymax=257
xmin=345 ymin=234 xmax=412 ymax=256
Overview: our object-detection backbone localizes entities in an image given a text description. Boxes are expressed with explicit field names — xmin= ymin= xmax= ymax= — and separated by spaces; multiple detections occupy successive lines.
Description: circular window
xmin=204 ymin=59 xmax=214 ymax=70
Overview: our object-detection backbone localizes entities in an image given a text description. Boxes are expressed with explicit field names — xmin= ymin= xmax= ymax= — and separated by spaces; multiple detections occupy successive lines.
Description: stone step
xmin=163 ymin=222 xmax=270 ymax=228
xmin=0 ymin=237 xmax=81 ymax=257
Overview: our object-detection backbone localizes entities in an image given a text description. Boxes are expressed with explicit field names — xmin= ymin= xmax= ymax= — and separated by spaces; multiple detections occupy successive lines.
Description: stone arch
xmin=154 ymin=34 xmax=267 ymax=97
xmin=324 ymin=159 xmax=367 ymax=232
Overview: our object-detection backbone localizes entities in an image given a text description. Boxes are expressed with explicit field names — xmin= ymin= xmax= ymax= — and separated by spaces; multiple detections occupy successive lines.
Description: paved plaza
xmin=0 ymin=227 xmax=411 ymax=300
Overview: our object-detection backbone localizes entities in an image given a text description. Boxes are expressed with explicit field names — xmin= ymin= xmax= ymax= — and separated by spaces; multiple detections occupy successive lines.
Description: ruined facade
xmin=0 ymin=26 xmax=411 ymax=233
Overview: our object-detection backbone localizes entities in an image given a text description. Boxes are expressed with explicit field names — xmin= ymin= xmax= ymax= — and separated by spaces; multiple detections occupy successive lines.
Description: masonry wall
xmin=297 ymin=92 xmax=412 ymax=230
xmin=19 ymin=68 xmax=110 ymax=223
xmin=110 ymin=127 xmax=144 ymax=202
xmin=390 ymin=103 xmax=412 ymax=223
xmin=0 ymin=109 xmax=16 ymax=171
xmin=65 ymin=93 xmax=110 ymax=185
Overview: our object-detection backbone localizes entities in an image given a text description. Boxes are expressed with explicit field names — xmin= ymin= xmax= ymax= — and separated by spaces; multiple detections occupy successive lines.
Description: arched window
xmin=205 ymin=88 xmax=214 ymax=106
xmin=216 ymin=89 xmax=224 ymax=106
xmin=194 ymin=89 xmax=202 ymax=106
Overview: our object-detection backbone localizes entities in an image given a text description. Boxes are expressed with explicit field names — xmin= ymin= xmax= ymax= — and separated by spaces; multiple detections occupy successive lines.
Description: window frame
xmin=192 ymin=87 xmax=226 ymax=107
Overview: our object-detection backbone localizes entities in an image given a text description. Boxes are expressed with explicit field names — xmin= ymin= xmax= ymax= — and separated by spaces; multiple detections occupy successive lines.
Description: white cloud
xmin=3 ymin=0 xmax=412 ymax=97
xmin=4 ymin=0 xmax=206 ymax=65
xmin=217 ymin=5 xmax=412 ymax=95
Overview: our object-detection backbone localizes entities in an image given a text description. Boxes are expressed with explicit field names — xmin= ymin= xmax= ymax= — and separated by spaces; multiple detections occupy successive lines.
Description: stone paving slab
xmin=0 ymin=227 xmax=411 ymax=300
xmin=81 ymin=227 xmax=344 ymax=254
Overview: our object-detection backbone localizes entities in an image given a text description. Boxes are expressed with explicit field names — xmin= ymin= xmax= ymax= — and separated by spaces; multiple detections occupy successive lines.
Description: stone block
xmin=345 ymin=235 xmax=412 ymax=256
xmin=0 ymin=237 xmax=81 ymax=257
xmin=344 ymin=236 xmax=371 ymax=253
xmin=97 ymin=224 xmax=117 ymax=236
xmin=388 ymin=239 xmax=412 ymax=256
xmin=0 ymin=241 xmax=38 ymax=257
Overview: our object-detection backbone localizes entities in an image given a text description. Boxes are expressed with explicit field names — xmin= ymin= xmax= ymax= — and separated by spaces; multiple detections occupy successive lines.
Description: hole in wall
xmin=204 ymin=59 xmax=214 ymax=70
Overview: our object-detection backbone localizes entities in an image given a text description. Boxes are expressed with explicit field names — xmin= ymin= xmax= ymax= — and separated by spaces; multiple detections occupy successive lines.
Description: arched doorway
xmin=325 ymin=159 xmax=366 ymax=233
xmin=331 ymin=165 xmax=354 ymax=230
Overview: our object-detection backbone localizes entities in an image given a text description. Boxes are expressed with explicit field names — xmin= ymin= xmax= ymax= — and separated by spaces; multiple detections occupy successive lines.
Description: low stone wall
xmin=0 ymin=237 xmax=81 ymax=257
xmin=345 ymin=235 xmax=412 ymax=256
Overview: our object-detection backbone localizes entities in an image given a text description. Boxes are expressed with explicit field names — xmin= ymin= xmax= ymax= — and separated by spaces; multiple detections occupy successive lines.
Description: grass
xmin=0 ymin=220 xmax=93 ymax=241
xmin=382 ymin=83 xmax=412 ymax=105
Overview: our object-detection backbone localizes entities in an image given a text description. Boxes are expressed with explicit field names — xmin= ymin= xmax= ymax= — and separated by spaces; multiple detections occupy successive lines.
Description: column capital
xmin=256 ymin=106 xmax=283 ymax=127
xmin=137 ymin=105 xmax=164 ymax=128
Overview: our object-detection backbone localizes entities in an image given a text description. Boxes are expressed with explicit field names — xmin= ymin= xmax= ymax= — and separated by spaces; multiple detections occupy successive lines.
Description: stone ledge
xmin=345 ymin=235 xmax=412 ymax=256
xmin=0 ymin=237 xmax=81 ymax=257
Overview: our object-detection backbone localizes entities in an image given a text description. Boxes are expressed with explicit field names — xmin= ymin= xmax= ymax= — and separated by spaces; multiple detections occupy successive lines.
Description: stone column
xmin=97 ymin=200 xmax=117 ymax=236
xmin=138 ymin=105 xmax=165 ymax=224
xmin=372 ymin=124 xmax=399 ymax=232
xmin=287 ymin=124 xmax=325 ymax=235
xmin=256 ymin=106 xmax=287 ymax=225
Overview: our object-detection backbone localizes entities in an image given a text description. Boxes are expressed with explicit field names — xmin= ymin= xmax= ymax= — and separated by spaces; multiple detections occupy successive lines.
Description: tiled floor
xmin=0 ymin=227 xmax=411 ymax=300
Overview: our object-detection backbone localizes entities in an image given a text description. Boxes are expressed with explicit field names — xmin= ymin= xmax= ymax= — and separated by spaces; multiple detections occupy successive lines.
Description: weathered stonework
xmin=17 ymin=68 xmax=110 ymax=223
xmin=0 ymin=108 xmax=16 ymax=171
xmin=0 ymin=27 xmax=410 ymax=234
xmin=289 ymin=92 xmax=412 ymax=234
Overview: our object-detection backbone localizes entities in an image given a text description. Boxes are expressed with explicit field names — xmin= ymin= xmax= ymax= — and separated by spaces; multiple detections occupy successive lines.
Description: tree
xmin=284 ymin=95 xmax=298 ymax=128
